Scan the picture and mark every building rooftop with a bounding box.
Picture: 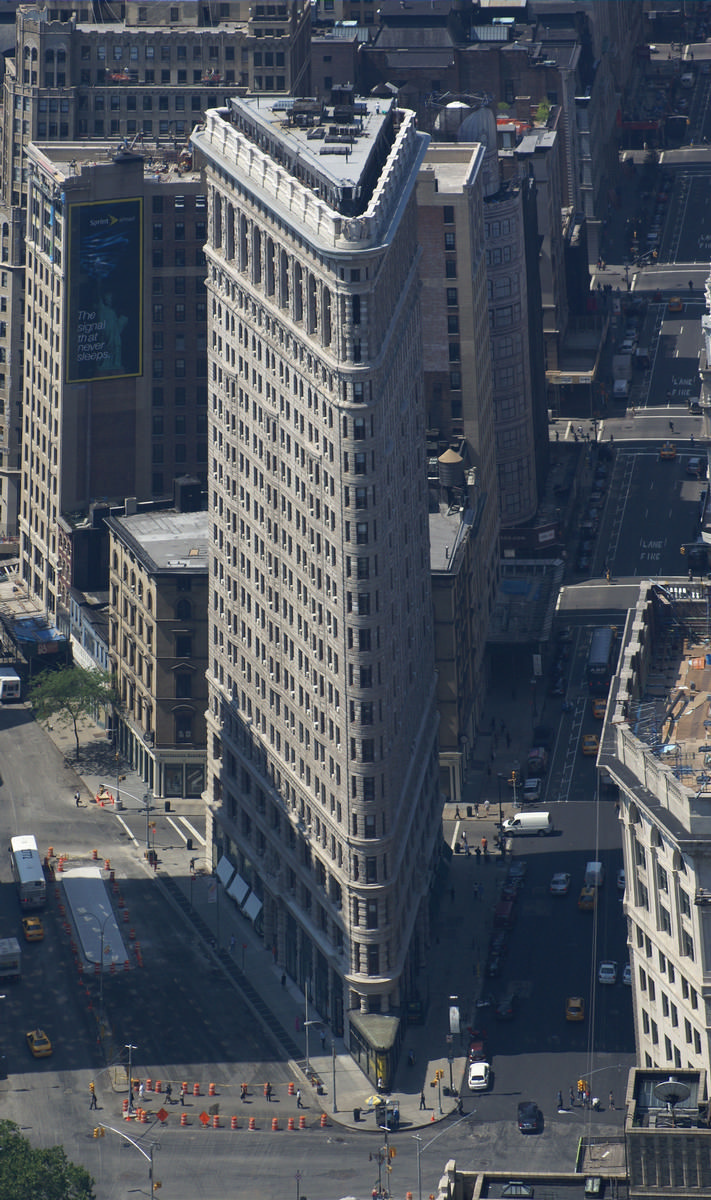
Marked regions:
[429,506,474,574]
[108,511,208,576]
[227,91,396,214]
[26,141,201,186]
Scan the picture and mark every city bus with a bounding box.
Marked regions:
[586,626,618,694]
[9,836,46,909]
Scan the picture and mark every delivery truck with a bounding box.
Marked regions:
[0,937,21,980]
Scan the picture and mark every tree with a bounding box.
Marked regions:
[29,666,115,759]
[535,97,551,125]
[0,1119,95,1199]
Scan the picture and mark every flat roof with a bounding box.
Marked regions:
[228,92,395,211]
[108,511,208,575]
[429,507,473,574]
[27,141,202,186]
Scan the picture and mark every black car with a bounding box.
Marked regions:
[518,1101,542,1134]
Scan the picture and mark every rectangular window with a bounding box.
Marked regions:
[443,205,454,224]
[444,232,456,251]
[446,288,458,306]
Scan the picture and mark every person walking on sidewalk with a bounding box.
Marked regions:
[74,791,81,807]
[296,1089,303,1108]
[89,1082,98,1110]
[569,1086,575,1108]
[484,799,490,817]
[557,1090,563,1111]
[419,1091,427,1110]
[609,1091,615,1110]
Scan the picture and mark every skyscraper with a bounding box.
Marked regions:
[192,93,441,1055]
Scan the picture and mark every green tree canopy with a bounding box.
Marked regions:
[29,665,115,759]
[0,1120,95,1199]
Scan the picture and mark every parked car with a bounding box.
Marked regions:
[617,869,626,892]
[598,960,618,985]
[687,456,706,478]
[517,1101,542,1133]
[581,734,599,756]
[550,872,571,895]
[623,963,632,986]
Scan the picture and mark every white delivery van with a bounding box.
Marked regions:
[613,379,630,401]
[0,667,21,701]
[502,811,554,837]
[584,861,605,887]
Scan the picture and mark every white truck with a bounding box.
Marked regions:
[0,937,21,980]
[584,861,605,888]
[612,354,632,402]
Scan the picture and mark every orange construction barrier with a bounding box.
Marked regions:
[92,849,98,861]
[287,1117,295,1130]
[248,1117,256,1130]
[193,1082,200,1096]
[208,1082,216,1097]
[320,1113,327,1128]
[122,1099,129,1113]
[155,1080,162,1093]
[139,1109,148,1124]
[288,1081,295,1095]
[47,847,54,859]
[230,1116,238,1130]
[180,1113,188,1127]
[104,859,110,871]
[124,1109,132,1121]
[118,896,125,908]
[129,928,136,941]
[212,1114,220,1129]
[123,960,130,972]
[57,858,64,873]
[145,1079,152,1092]
[122,910,129,923]
[299,1115,306,1129]
[181,1083,188,1097]
[271,1117,279,1131]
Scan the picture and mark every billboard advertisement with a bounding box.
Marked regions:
[66,198,143,384]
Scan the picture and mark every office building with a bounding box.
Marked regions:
[0,0,311,541]
[19,139,208,617]
[417,144,499,797]
[600,582,711,1081]
[192,93,441,1063]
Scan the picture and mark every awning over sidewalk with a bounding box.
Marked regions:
[227,872,249,906]
[215,854,235,889]
[242,892,263,922]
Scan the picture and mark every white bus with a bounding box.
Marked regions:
[0,667,21,702]
[9,836,46,909]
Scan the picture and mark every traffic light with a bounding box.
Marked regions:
[153,1184,162,1191]
[92,1126,105,1138]
[681,545,686,555]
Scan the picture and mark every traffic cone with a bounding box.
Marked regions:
[431,1112,435,1122]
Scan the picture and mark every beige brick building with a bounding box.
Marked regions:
[192,94,441,1064]
[107,501,208,801]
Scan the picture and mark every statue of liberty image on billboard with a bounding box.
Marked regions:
[66,198,143,383]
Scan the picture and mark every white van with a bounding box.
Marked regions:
[502,811,554,837]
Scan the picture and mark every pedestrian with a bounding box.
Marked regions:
[377,1076,384,1093]
[569,1087,575,1108]
[481,837,487,854]
[128,1088,134,1113]
[190,857,196,873]
[585,1089,591,1108]
[241,1082,248,1101]
[689,279,694,291]
[296,1088,303,1108]
[138,1082,145,1102]
[281,973,286,987]
[166,1083,172,1104]
[180,1085,185,1106]
[484,799,490,817]
[609,1091,615,1110]
[454,806,461,820]
[557,1090,563,1110]
[690,433,695,445]
[265,1081,272,1102]
[74,791,81,807]
[230,933,236,953]
[555,430,559,442]
[669,420,674,433]
[461,831,468,850]
[89,1082,98,1110]
[474,802,479,818]
[475,845,481,863]
[420,1090,427,1110]
[319,1028,326,1052]
[408,1049,416,1067]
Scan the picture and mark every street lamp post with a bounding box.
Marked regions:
[143,789,152,852]
[497,772,503,831]
[125,1043,137,1108]
[89,911,113,1015]
[332,1039,337,1113]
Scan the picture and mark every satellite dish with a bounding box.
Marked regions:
[654,1076,691,1124]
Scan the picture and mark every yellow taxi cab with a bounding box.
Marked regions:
[668,296,684,313]
[660,441,677,460]
[21,916,44,942]
[592,697,606,720]
[581,733,599,756]
[566,996,585,1022]
[578,886,597,911]
[26,1028,52,1058]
